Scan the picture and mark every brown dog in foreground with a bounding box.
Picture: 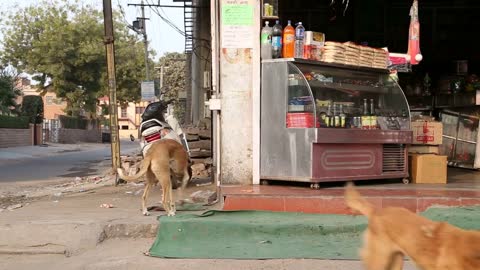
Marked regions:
[117,139,190,216]
[345,182,480,270]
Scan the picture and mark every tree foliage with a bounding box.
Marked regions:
[156,52,186,123]
[0,68,21,115]
[0,0,154,117]
[21,95,44,124]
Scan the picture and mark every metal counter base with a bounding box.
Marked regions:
[260,130,412,188]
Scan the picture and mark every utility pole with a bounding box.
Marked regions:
[141,0,150,81]
[159,66,166,99]
[102,0,121,185]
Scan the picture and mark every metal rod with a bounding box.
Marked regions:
[127,3,205,8]
[210,0,221,204]
[141,0,150,81]
[103,0,121,185]
[160,66,164,100]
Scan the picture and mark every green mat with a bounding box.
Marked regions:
[148,206,480,259]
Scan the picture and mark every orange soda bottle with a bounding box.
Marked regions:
[282,20,295,58]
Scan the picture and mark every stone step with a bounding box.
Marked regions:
[221,185,480,214]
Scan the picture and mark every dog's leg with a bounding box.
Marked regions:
[168,180,176,216]
[155,167,174,216]
[141,182,152,216]
[180,167,190,189]
[141,169,156,216]
[387,252,404,270]
[175,167,191,202]
[161,173,175,216]
[360,230,403,270]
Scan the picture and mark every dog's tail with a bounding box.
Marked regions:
[117,156,152,182]
[345,182,374,217]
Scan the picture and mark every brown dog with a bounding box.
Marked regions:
[117,139,190,216]
[345,182,480,270]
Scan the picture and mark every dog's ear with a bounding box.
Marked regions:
[421,222,444,238]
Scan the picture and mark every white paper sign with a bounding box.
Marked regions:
[221,2,254,49]
[141,81,155,101]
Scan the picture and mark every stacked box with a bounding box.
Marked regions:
[409,154,447,184]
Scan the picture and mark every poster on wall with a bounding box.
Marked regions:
[221,0,254,48]
[141,81,155,101]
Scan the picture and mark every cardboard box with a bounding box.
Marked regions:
[408,145,439,154]
[304,31,325,61]
[411,121,443,145]
[409,154,447,184]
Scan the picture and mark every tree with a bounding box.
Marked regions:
[156,52,186,123]
[0,0,153,117]
[21,95,44,124]
[0,68,21,115]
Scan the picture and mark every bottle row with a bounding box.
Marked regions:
[261,20,305,59]
[317,99,378,129]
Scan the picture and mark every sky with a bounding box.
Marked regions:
[0,0,186,60]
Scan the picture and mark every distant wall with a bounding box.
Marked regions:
[58,129,101,144]
[0,124,42,148]
[0,128,31,148]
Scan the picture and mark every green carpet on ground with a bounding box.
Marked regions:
[148,206,480,259]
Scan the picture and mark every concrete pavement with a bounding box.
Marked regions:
[1,178,477,269]
[0,238,418,270]
[0,183,417,270]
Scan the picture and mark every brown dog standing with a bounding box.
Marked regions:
[345,182,480,270]
[117,139,190,216]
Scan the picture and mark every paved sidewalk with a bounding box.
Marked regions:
[0,180,218,255]
[0,182,417,270]
[0,176,478,268]
[0,238,418,270]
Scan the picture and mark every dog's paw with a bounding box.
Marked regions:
[142,211,150,216]
[167,211,176,217]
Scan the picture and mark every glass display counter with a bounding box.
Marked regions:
[260,59,413,188]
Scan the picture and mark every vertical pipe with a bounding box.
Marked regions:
[252,0,261,185]
[103,0,121,184]
[210,0,221,191]
[160,65,164,99]
[141,0,150,81]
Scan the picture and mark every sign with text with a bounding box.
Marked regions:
[141,81,155,101]
[221,0,254,48]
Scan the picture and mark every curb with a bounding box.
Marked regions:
[0,220,158,256]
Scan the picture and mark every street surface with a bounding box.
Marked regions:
[0,238,417,270]
[0,140,139,182]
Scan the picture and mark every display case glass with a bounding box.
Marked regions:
[286,60,410,131]
[439,109,480,169]
[261,59,412,184]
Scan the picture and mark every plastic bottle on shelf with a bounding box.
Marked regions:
[260,21,273,60]
[282,20,295,58]
[370,99,377,129]
[272,20,283,59]
[339,104,346,128]
[326,103,333,128]
[294,22,305,59]
[362,98,371,130]
[332,104,340,128]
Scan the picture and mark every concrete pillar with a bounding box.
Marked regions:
[218,0,260,185]
[191,0,211,125]
[185,52,193,125]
